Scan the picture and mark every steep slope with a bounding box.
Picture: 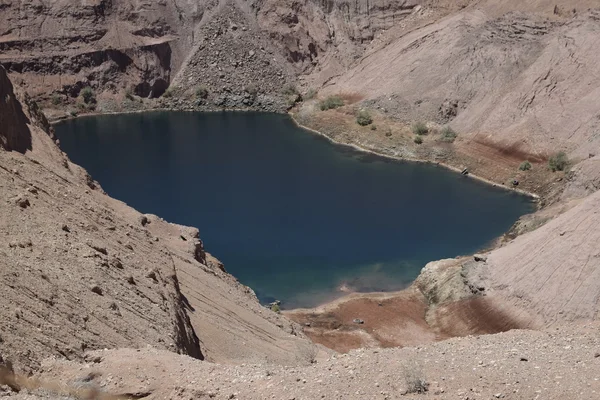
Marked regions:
[0,65,201,370]
[0,0,439,113]
[466,188,600,327]
[321,7,600,160]
[0,66,318,372]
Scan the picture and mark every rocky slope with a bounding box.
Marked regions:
[323,7,600,161]
[0,65,318,374]
[5,322,600,399]
[0,0,433,114]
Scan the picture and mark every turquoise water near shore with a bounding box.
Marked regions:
[55,112,535,308]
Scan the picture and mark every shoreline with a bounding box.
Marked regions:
[289,112,541,201]
[47,106,282,125]
[51,106,541,317]
[50,106,540,200]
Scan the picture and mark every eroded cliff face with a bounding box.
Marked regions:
[0,66,318,372]
[0,0,193,104]
[0,0,431,113]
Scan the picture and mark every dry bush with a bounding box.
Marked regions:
[402,361,429,394]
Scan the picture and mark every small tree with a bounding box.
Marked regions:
[519,161,532,171]
[195,86,209,99]
[51,93,62,106]
[356,109,373,126]
[440,126,457,143]
[548,152,568,172]
[319,96,344,111]
[81,87,95,104]
[414,135,423,144]
[282,84,299,96]
[412,121,429,135]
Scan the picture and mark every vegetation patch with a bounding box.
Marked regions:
[519,161,532,171]
[51,93,62,106]
[439,126,457,143]
[195,86,209,99]
[414,135,423,144]
[81,87,95,104]
[282,84,299,96]
[304,88,317,100]
[403,362,429,394]
[548,152,568,172]
[125,89,135,101]
[319,95,344,111]
[412,121,429,135]
[356,109,373,126]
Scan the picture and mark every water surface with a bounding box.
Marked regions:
[56,112,534,308]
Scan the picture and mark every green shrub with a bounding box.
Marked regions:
[319,95,344,111]
[282,84,298,96]
[548,152,568,172]
[519,161,532,171]
[414,135,423,144]
[370,124,377,131]
[412,122,429,135]
[195,86,209,99]
[440,126,457,143]
[270,304,281,313]
[80,87,95,104]
[356,109,373,126]
[305,88,317,100]
[51,93,62,106]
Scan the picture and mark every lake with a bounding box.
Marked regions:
[55,112,535,308]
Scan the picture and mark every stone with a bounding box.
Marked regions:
[140,215,149,226]
[61,224,70,232]
[87,242,108,255]
[146,270,158,282]
[353,318,364,324]
[474,254,487,262]
[90,285,103,295]
[109,257,123,269]
[15,196,30,208]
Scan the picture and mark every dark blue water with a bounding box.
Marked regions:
[55,112,534,308]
